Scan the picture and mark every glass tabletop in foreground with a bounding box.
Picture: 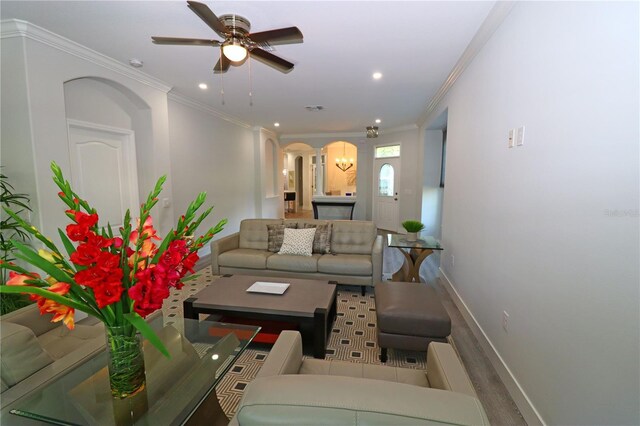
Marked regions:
[10,316,260,426]
[387,233,444,250]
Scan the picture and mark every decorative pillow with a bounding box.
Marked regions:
[0,322,54,387]
[278,228,317,256]
[303,223,332,254]
[267,223,297,252]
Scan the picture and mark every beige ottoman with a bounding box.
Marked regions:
[375,282,451,362]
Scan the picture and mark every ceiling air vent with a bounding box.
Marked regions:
[305,105,324,112]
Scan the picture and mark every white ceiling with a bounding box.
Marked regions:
[0,1,494,135]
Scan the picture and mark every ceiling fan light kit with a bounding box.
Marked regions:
[152,1,303,74]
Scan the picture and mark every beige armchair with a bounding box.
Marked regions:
[230,331,488,425]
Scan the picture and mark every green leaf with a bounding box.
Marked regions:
[0,285,93,314]
[123,312,171,359]
[12,241,74,283]
[57,228,77,257]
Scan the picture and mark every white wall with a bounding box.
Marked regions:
[423,2,639,425]
[0,26,176,241]
[421,129,444,238]
[167,98,256,250]
[0,36,39,227]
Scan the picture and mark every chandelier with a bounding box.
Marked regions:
[366,126,379,138]
[335,143,354,172]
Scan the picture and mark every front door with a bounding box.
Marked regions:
[67,119,140,229]
[374,157,400,231]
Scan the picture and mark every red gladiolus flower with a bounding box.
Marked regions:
[128,266,170,317]
[92,282,124,308]
[73,211,99,228]
[86,233,113,249]
[96,251,120,272]
[66,223,90,242]
[70,243,102,265]
[182,252,199,275]
[74,266,107,288]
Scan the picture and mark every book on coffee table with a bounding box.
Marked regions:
[246,281,290,295]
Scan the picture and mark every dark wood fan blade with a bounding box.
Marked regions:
[250,48,294,73]
[187,1,228,37]
[249,27,303,45]
[213,54,231,73]
[152,36,219,46]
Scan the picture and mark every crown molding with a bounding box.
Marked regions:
[168,92,252,129]
[0,19,172,93]
[280,131,364,140]
[280,123,418,140]
[417,1,515,126]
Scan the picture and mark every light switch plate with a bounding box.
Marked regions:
[516,126,525,146]
[508,129,515,148]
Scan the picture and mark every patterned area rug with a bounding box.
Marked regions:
[162,267,429,419]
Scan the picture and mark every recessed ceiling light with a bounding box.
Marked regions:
[198,83,208,90]
[129,58,143,68]
[375,119,381,124]
[372,72,382,80]
[274,122,280,127]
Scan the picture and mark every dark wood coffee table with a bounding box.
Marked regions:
[183,274,337,358]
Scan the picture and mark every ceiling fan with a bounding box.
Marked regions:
[152,1,303,74]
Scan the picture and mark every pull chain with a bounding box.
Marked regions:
[219,49,225,105]
[248,54,253,107]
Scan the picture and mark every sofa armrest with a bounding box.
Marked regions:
[234,375,489,426]
[255,331,303,378]
[371,235,383,284]
[210,232,239,274]
[426,342,477,398]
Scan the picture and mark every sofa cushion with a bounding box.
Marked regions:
[38,323,104,360]
[300,358,428,387]
[267,223,298,252]
[317,253,372,276]
[330,220,376,254]
[278,228,316,256]
[303,223,332,254]
[219,249,273,270]
[235,375,489,426]
[267,253,321,272]
[239,219,283,250]
[0,322,54,387]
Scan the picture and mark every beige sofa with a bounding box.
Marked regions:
[211,219,383,295]
[0,304,105,408]
[230,330,489,425]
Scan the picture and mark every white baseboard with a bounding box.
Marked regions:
[439,268,545,426]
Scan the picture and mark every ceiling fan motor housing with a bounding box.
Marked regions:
[219,14,251,35]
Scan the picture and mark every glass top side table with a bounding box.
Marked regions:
[9,316,260,426]
[387,233,444,282]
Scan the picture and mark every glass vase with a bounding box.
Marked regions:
[105,325,146,399]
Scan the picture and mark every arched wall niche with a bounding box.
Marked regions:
[282,141,315,210]
[63,77,153,205]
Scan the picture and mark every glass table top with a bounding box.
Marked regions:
[387,233,444,250]
[9,316,260,426]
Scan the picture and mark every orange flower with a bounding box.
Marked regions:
[7,271,40,286]
[36,282,75,330]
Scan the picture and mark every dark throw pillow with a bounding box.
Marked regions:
[303,223,332,254]
[267,223,298,252]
